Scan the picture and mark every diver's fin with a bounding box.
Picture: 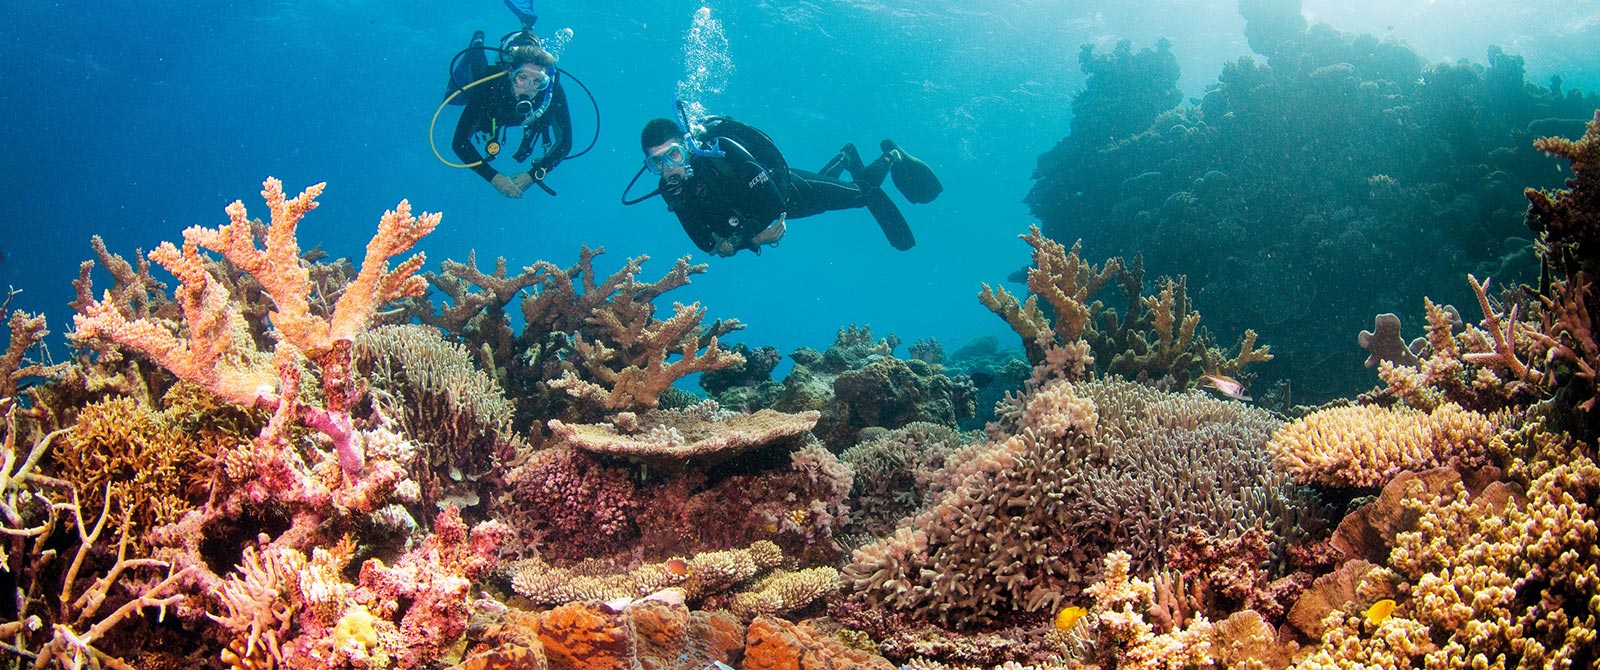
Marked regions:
[864,188,915,250]
[881,139,943,204]
[503,0,538,27]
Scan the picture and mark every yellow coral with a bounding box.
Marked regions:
[55,396,214,547]
[333,605,381,651]
[1266,402,1506,487]
[1301,433,1600,668]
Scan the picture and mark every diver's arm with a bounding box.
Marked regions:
[452,99,501,182]
[531,84,573,176]
[721,141,787,249]
[678,215,720,253]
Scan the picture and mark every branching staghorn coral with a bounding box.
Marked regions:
[981,226,1272,395]
[71,177,438,479]
[1375,112,1600,417]
[1,291,68,410]
[551,300,745,412]
[1,414,194,669]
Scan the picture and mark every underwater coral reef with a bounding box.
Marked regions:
[5,7,1600,670]
[1027,0,1600,402]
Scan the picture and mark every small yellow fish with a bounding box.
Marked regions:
[1054,605,1087,631]
[1198,374,1252,401]
[1365,598,1397,625]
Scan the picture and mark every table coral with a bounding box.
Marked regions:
[549,406,819,469]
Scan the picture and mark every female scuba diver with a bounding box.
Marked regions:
[431,2,597,199]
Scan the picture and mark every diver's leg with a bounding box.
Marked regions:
[818,143,862,178]
[788,169,868,217]
[790,169,913,250]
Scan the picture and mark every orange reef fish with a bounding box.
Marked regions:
[664,558,691,576]
[1055,605,1087,631]
[1366,598,1397,625]
[1198,374,1252,401]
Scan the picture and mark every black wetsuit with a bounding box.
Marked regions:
[452,62,572,184]
[660,125,890,254]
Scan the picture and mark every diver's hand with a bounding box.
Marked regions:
[491,173,523,198]
[712,237,738,257]
[751,214,787,246]
[511,172,535,191]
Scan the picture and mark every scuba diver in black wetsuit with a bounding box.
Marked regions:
[432,1,597,199]
[446,30,570,198]
[622,110,943,257]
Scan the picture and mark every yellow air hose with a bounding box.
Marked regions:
[429,70,508,168]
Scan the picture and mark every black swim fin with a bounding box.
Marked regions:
[881,139,943,204]
[864,188,915,250]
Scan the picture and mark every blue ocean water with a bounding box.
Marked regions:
[3,0,1597,376]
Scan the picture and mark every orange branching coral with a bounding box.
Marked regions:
[72,227,277,407]
[72,178,441,477]
[183,178,437,354]
[980,227,1121,364]
[1265,402,1508,488]
[552,301,745,411]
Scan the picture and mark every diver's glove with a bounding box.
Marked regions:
[492,173,524,198]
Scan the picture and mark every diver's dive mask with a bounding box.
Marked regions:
[644,142,691,175]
